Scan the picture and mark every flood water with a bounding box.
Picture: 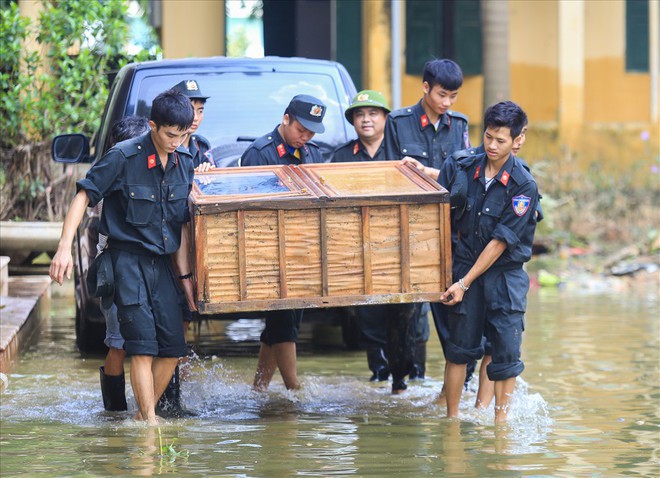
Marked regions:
[1,280,658,477]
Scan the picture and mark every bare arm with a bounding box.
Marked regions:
[401,157,440,181]
[49,190,90,285]
[173,222,197,311]
[440,239,507,306]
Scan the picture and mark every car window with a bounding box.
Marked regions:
[132,71,350,160]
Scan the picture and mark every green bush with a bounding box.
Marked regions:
[0,0,158,220]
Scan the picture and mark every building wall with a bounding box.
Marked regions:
[161,0,225,58]
[584,1,651,124]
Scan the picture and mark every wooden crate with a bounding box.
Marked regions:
[189,161,451,314]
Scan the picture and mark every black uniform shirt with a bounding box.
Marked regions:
[77,131,194,256]
[188,134,213,168]
[240,126,324,166]
[331,138,385,163]
[384,100,470,169]
[448,153,539,268]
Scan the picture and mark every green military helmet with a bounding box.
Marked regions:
[344,90,391,124]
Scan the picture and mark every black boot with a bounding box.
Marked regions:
[409,341,426,380]
[366,347,390,382]
[99,366,127,411]
[156,366,196,418]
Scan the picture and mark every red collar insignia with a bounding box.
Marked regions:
[420,114,429,128]
[277,143,286,158]
[147,154,157,169]
[501,170,510,186]
[474,165,481,180]
[353,142,359,155]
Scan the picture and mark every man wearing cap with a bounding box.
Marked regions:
[172,79,214,171]
[240,94,326,391]
[332,89,389,163]
[50,89,196,425]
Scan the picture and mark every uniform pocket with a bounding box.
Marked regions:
[504,269,529,312]
[478,198,505,244]
[111,252,143,307]
[166,183,189,223]
[126,185,158,226]
[399,143,430,163]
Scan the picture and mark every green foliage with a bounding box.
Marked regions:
[0,0,160,220]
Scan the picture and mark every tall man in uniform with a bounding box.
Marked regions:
[240,94,327,391]
[438,101,539,422]
[50,89,196,425]
[384,59,471,387]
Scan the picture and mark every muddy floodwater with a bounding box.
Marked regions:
[1,282,658,477]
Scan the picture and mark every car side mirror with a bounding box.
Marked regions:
[51,134,91,163]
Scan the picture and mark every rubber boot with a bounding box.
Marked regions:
[366,347,390,382]
[464,359,477,390]
[99,366,127,411]
[156,366,196,418]
[409,341,426,380]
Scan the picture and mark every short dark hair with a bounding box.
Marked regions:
[423,59,463,91]
[150,89,194,131]
[110,116,150,146]
[483,101,528,139]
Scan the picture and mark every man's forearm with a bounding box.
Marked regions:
[57,190,90,251]
[462,239,507,288]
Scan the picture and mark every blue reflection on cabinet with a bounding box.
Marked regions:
[194,172,289,196]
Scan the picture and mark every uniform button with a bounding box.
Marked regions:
[478,212,481,216]
[130,192,134,197]
[422,152,427,156]
[443,152,447,157]
[151,195,155,199]
[268,136,272,140]
[164,237,168,241]
[170,193,174,198]
[402,149,407,153]
[138,146,141,150]
[485,208,490,212]
[162,180,165,184]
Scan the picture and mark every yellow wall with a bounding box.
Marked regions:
[161,0,225,59]
[584,1,650,123]
[509,0,559,124]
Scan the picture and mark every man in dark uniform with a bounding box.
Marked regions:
[404,116,542,407]
[332,89,389,163]
[172,79,214,170]
[384,59,472,390]
[240,94,326,391]
[50,89,196,425]
[332,90,392,383]
[438,101,539,423]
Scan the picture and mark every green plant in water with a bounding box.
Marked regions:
[157,427,190,465]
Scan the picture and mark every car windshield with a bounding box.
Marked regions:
[133,71,351,164]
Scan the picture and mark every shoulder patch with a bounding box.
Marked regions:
[447,110,468,123]
[252,134,274,151]
[115,140,141,158]
[388,107,414,119]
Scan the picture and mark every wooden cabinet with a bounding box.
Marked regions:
[189,161,451,314]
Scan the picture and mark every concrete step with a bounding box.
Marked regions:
[0,275,52,375]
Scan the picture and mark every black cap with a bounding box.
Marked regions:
[287,94,326,134]
[172,79,209,100]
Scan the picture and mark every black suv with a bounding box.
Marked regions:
[52,56,359,353]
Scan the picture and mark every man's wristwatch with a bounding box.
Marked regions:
[458,278,469,292]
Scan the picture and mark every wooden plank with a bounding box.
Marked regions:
[194,215,208,302]
[361,206,372,294]
[198,291,443,314]
[400,204,411,293]
[237,210,247,301]
[440,203,452,291]
[278,209,288,298]
[320,208,328,297]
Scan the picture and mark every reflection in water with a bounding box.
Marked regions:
[0,285,658,476]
